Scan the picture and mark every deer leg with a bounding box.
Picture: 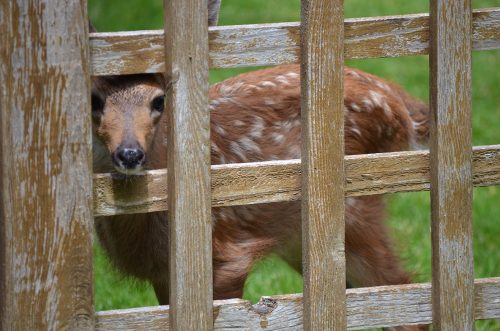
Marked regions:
[152,280,169,305]
[211,207,279,299]
[212,236,278,300]
[345,196,428,331]
[152,281,170,306]
[345,196,411,286]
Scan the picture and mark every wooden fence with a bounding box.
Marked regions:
[1,0,499,330]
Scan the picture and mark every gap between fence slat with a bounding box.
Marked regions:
[164,0,213,329]
[430,0,475,329]
[90,9,500,75]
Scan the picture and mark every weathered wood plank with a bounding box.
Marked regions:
[300,0,346,329]
[93,145,500,217]
[95,278,500,330]
[164,0,213,329]
[90,9,500,75]
[430,0,474,329]
[0,1,94,330]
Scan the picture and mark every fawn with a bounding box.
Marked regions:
[91,2,429,330]
[92,65,429,330]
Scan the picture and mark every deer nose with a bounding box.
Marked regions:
[116,148,145,168]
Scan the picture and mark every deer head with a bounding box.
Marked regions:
[90,1,222,174]
[91,74,166,174]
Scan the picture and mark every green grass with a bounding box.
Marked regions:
[90,1,499,329]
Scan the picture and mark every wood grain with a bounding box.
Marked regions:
[93,145,500,217]
[90,9,500,75]
[95,278,500,330]
[430,0,474,329]
[300,0,346,329]
[0,1,94,330]
[164,0,213,329]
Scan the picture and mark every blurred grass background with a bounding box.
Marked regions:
[89,1,499,329]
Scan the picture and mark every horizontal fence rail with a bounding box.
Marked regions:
[90,8,500,75]
[95,278,500,330]
[93,144,500,217]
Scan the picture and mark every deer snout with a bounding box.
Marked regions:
[113,146,146,174]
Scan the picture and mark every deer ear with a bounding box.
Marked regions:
[89,21,97,33]
[208,0,221,26]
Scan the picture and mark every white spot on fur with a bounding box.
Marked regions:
[239,137,261,154]
[248,84,261,92]
[214,125,226,137]
[211,142,221,154]
[410,120,428,150]
[215,208,233,221]
[210,99,222,107]
[258,81,277,88]
[271,132,285,145]
[275,75,290,85]
[346,197,357,208]
[410,140,427,151]
[382,101,392,118]
[369,90,383,107]
[412,119,427,130]
[264,98,276,106]
[285,72,299,79]
[350,103,361,112]
[237,207,255,221]
[219,81,244,96]
[346,70,360,78]
[233,120,245,127]
[369,90,392,118]
[375,80,391,91]
[209,97,231,110]
[351,127,362,137]
[349,119,362,137]
[362,98,374,111]
[275,119,299,131]
[218,154,227,164]
[229,141,248,162]
[287,145,301,158]
[250,117,265,139]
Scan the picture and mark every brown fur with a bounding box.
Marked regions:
[93,64,429,331]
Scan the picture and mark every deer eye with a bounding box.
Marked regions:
[151,95,165,113]
[91,93,104,123]
[92,93,104,112]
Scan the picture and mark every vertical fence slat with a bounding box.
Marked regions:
[0,1,94,330]
[430,0,474,329]
[301,0,346,329]
[164,0,213,330]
